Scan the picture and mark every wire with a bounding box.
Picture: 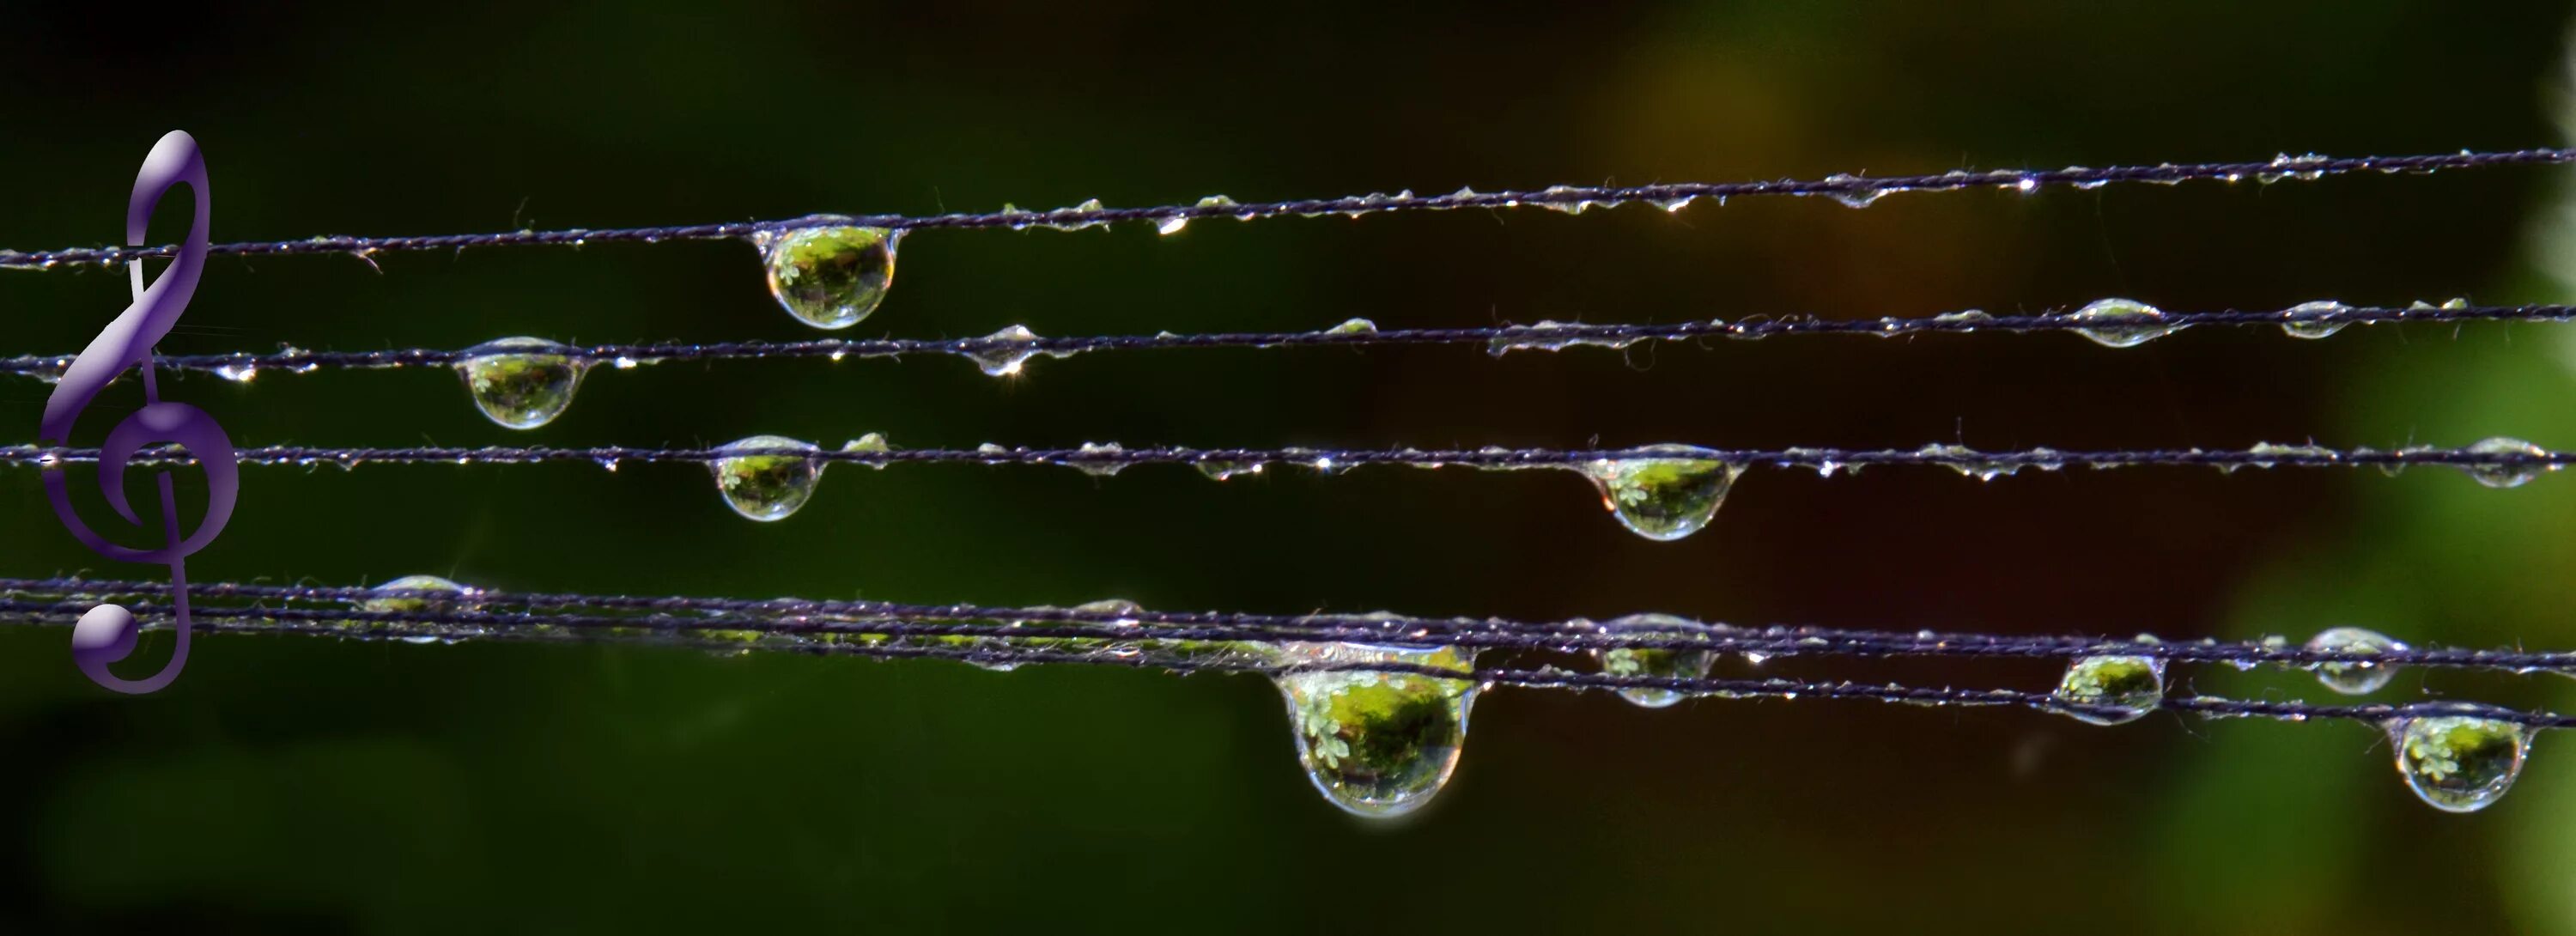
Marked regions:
[0,595,2554,729]
[0,301,2557,379]
[3,149,2567,270]
[3,575,2565,674]
[5,441,2561,472]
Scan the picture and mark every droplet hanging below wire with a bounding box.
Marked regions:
[456,337,586,429]
[756,223,897,330]
[2387,708,2530,812]
[711,435,825,521]
[1272,641,1478,817]
[1578,446,1744,541]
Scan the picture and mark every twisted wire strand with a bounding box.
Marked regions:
[3,575,2564,673]
[0,301,2558,379]
[4,149,2567,270]
[4,441,2562,472]
[0,596,2551,728]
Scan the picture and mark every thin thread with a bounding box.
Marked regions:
[3,149,2567,270]
[3,575,2564,673]
[3,441,2561,472]
[0,597,2553,728]
[0,301,2556,378]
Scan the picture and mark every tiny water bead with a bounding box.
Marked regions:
[2460,436,2555,489]
[710,435,824,521]
[353,574,477,641]
[1579,446,1745,541]
[2050,654,2166,725]
[2306,626,2406,695]
[2280,300,2354,339]
[1325,318,1378,335]
[1594,613,1716,708]
[455,337,586,429]
[1273,642,1479,817]
[2388,710,2530,812]
[2068,298,2180,349]
[964,325,1075,377]
[756,224,897,330]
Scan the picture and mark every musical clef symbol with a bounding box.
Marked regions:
[39,131,239,695]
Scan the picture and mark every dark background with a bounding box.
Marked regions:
[4,2,2576,932]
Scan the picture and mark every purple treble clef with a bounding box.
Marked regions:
[39,131,240,695]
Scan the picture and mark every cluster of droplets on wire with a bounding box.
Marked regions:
[8,148,2576,817]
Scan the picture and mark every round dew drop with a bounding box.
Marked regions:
[757,225,897,330]
[2050,654,2166,725]
[2387,710,2530,812]
[1272,642,1478,817]
[1580,446,1744,541]
[456,337,586,429]
[710,435,825,521]
[2305,626,2405,696]
[1594,613,1716,708]
[2279,300,2352,339]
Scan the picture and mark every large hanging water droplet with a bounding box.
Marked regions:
[2279,300,2352,339]
[455,337,586,429]
[756,224,897,330]
[1594,613,1715,708]
[1273,642,1478,817]
[2068,298,2179,349]
[711,435,823,521]
[2050,654,2166,725]
[1579,446,1744,541]
[2388,708,2530,812]
[2306,626,2405,696]
[2460,436,2554,489]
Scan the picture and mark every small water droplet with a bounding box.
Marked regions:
[1273,641,1477,817]
[1915,443,2017,481]
[1324,318,1378,335]
[2051,654,2165,726]
[456,337,586,429]
[755,224,897,330]
[1066,442,1130,477]
[1488,320,1635,357]
[2388,708,2530,812]
[1194,458,1265,481]
[1822,173,1885,208]
[2280,300,2353,339]
[2245,441,2336,469]
[214,362,258,382]
[2068,298,2178,349]
[841,433,892,470]
[2461,436,2554,489]
[965,325,1069,376]
[1580,445,1744,541]
[355,574,477,638]
[1595,613,1714,708]
[2306,626,2405,695]
[710,435,824,521]
[1932,309,1993,331]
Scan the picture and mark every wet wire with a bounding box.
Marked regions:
[0,593,2554,729]
[3,149,2568,270]
[3,441,2562,473]
[0,301,2559,378]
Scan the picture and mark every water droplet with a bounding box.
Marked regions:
[1580,446,1744,541]
[2068,298,2178,348]
[1594,613,1715,708]
[1324,318,1378,335]
[1194,458,1265,481]
[455,337,586,429]
[2461,436,2553,489]
[1915,443,2018,481]
[1822,173,1885,208]
[2388,708,2530,812]
[1932,309,1994,331]
[2280,300,2353,339]
[214,362,258,382]
[710,435,823,521]
[1273,642,1477,817]
[756,224,897,330]
[2245,441,2336,469]
[964,325,1071,376]
[1066,442,1130,477]
[841,433,892,469]
[355,574,477,639]
[2306,626,2405,695]
[2050,654,2166,725]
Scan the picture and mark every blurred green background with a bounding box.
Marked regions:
[5,1,2576,932]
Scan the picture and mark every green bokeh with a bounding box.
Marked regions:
[3,2,2576,932]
